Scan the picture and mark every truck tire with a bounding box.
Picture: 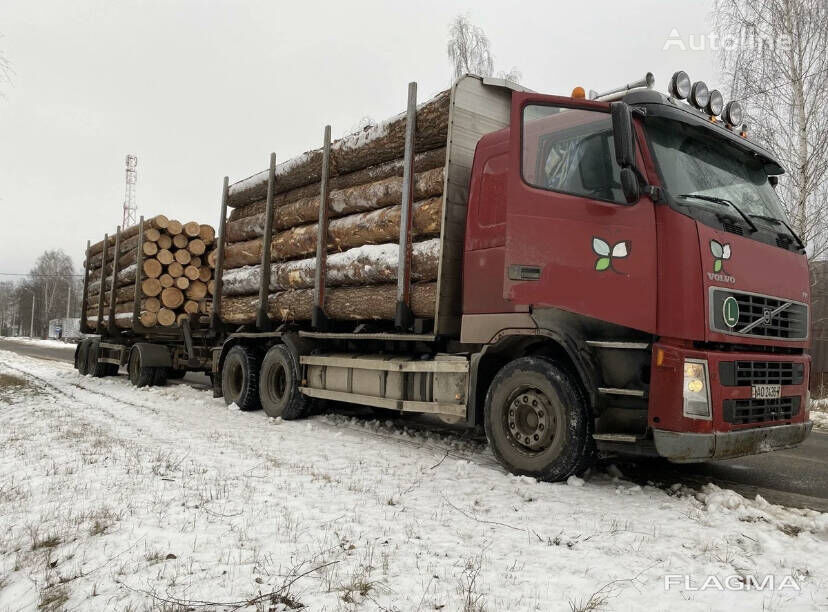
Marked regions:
[484,356,594,482]
[222,345,261,411]
[167,369,186,380]
[128,349,155,388]
[77,341,90,375]
[259,344,309,420]
[153,367,168,387]
[87,342,110,378]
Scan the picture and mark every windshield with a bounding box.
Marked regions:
[645,117,789,224]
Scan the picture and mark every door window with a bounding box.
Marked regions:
[522,105,625,204]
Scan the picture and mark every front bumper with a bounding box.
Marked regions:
[654,420,813,463]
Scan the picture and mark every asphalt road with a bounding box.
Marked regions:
[2,337,826,511]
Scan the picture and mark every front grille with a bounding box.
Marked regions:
[722,396,800,425]
[719,361,804,386]
[710,289,808,340]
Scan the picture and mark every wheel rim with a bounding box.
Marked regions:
[264,362,287,405]
[129,353,140,382]
[505,387,556,452]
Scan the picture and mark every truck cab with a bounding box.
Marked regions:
[462,72,812,472]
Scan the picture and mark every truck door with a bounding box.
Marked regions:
[504,93,657,333]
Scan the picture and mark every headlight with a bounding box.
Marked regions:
[669,71,691,100]
[683,359,711,419]
[689,81,710,109]
[706,89,724,116]
[723,100,743,126]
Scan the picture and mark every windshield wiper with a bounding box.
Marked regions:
[678,193,758,233]
[750,214,806,251]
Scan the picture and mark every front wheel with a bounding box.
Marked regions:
[259,345,309,420]
[128,349,155,387]
[484,356,594,481]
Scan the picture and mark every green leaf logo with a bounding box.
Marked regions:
[593,237,630,273]
[710,240,731,274]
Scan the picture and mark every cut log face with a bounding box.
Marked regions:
[198,266,212,282]
[220,282,437,323]
[167,220,183,235]
[175,276,190,290]
[184,221,200,237]
[173,234,189,249]
[161,287,184,309]
[199,224,216,244]
[159,274,174,288]
[187,239,206,255]
[145,228,161,242]
[207,280,215,296]
[177,313,190,325]
[157,308,176,326]
[142,278,162,297]
[174,249,192,265]
[144,297,161,313]
[168,262,184,278]
[186,280,207,300]
[140,311,158,327]
[190,256,202,268]
[184,265,200,281]
[207,250,217,269]
[157,249,174,265]
[157,234,172,250]
[143,241,158,257]
[183,300,199,314]
[227,90,450,208]
[143,258,162,279]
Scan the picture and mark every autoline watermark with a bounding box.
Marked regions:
[664,574,801,592]
[663,28,792,53]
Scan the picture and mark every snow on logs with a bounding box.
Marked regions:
[220,88,452,324]
[84,217,216,330]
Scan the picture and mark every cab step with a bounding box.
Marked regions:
[593,433,638,443]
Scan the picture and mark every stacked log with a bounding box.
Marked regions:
[84,216,216,330]
[219,88,451,324]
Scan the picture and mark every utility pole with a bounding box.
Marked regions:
[30,293,36,338]
[66,281,72,318]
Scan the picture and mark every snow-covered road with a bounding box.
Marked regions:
[0,349,826,611]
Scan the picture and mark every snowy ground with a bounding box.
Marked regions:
[0,350,826,611]
[809,399,828,432]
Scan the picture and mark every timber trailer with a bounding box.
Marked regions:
[75,222,214,386]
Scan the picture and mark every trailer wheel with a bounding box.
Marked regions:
[259,345,309,420]
[222,345,261,411]
[128,349,155,388]
[87,342,110,378]
[484,356,594,482]
[77,341,91,375]
[153,367,169,387]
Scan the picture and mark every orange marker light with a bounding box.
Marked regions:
[571,86,586,99]
[656,348,665,367]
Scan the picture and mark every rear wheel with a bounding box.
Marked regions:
[152,367,169,387]
[484,356,594,482]
[87,342,109,378]
[128,349,155,387]
[221,345,261,411]
[259,345,309,420]
[77,341,91,376]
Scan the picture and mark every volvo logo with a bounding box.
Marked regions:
[762,308,774,326]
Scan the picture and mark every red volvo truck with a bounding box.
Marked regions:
[212,72,812,481]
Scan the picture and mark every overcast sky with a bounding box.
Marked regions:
[0,0,717,276]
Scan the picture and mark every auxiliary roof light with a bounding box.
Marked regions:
[723,100,743,126]
[668,71,692,99]
[689,81,710,110]
[706,89,724,116]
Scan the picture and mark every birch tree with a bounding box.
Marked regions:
[713,0,828,258]
[447,15,521,84]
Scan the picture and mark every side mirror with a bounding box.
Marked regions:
[620,167,640,204]
[611,102,635,168]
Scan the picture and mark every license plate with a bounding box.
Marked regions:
[751,384,781,399]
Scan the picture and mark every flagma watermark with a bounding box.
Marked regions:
[662,27,792,53]
[664,574,801,592]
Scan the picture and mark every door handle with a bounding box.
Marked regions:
[508,264,542,281]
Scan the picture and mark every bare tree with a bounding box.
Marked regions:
[27,250,76,336]
[713,0,828,258]
[0,33,11,97]
[447,15,521,84]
